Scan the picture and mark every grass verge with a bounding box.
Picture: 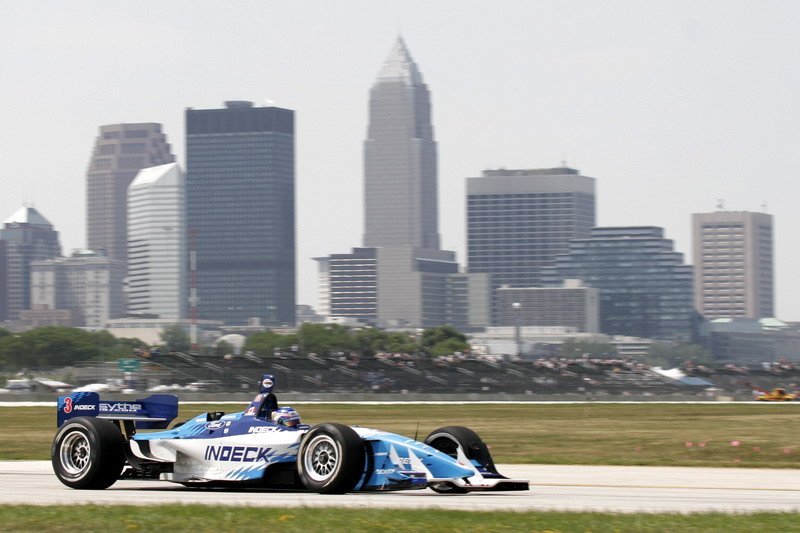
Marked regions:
[2,403,798,467]
[1,505,799,532]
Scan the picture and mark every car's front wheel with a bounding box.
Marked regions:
[297,423,365,494]
[51,417,125,489]
[424,425,499,474]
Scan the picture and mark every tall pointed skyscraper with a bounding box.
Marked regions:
[363,37,440,250]
[317,38,491,329]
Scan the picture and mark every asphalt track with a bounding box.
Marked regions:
[2,461,799,513]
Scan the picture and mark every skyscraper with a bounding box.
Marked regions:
[186,101,295,326]
[692,210,774,319]
[318,37,489,329]
[542,227,696,341]
[86,123,175,264]
[467,167,596,289]
[363,36,439,250]
[127,163,186,320]
[0,206,61,321]
[30,250,125,327]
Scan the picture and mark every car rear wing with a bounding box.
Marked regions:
[57,391,179,429]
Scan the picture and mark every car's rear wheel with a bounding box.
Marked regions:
[297,423,365,494]
[51,417,125,489]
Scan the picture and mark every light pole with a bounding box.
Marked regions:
[512,302,522,357]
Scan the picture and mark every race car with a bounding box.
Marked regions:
[52,373,529,494]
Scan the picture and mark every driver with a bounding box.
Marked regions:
[271,406,301,428]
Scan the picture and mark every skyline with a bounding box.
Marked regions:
[2,2,799,320]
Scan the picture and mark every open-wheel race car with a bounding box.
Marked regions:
[52,373,529,494]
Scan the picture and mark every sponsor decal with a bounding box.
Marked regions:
[204,445,272,462]
[205,420,226,430]
[74,405,94,411]
[261,378,273,389]
[99,402,142,413]
[248,426,280,434]
[375,468,396,475]
[254,394,263,402]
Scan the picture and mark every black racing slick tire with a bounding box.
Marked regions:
[51,417,126,489]
[424,425,499,475]
[297,423,365,494]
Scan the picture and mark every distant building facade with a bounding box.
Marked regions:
[363,36,439,250]
[496,280,600,333]
[542,227,696,341]
[86,123,174,264]
[186,101,295,326]
[127,163,186,320]
[692,210,774,319]
[316,247,490,330]
[466,167,596,289]
[0,206,62,321]
[30,250,125,327]
[318,37,487,329]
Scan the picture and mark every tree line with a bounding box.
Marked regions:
[0,324,471,371]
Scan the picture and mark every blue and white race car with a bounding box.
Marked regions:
[52,373,529,494]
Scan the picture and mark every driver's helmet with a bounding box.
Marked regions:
[271,406,301,427]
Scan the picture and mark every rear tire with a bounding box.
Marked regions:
[424,425,499,475]
[297,423,365,494]
[52,417,125,489]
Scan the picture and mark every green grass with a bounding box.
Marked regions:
[0,505,798,532]
[2,403,799,467]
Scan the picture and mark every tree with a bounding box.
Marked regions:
[557,339,618,359]
[0,326,98,370]
[419,325,469,357]
[353,328,417,355]
[159,324,191,353]
[244,331,290,357]
[296,323,354,355]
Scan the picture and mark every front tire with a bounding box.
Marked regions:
[297,423,365,494]
[51,417,125,489]
[424,425,499,475]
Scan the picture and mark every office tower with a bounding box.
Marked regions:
[127,163,186,320]
[363,36,439,250]
[542,227,695,341]
[86,123,175,265]
[316,247,489,330]
[692,211,774,319]
[186,101,295,326]
[30,250,125,327]
[317,38,489,329]
[496,280,600,333]
[0,206,61,320]
[467,167,596,289]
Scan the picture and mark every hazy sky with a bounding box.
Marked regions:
[2,1,799,319]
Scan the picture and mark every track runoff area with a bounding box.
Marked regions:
[4,400,800,512]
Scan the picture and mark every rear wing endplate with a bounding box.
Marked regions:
[57,391,179,429]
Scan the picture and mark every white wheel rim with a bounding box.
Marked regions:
[60,431,91,477]
[303,434,340,482]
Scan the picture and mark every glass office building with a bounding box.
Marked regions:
[542,227,696,341]
[186,101,295,326]
[467,167,596,289]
